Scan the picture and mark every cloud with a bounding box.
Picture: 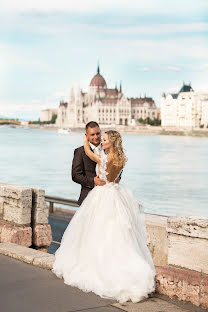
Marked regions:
[0,0,207,119]
[2,13,208,37]
[0,102,43,112]
[138,67,150,72]
[91,36,208,63]
[46,91,68,104]
[31,99,41,104]
[0,41,50,71]
[167,66,181,72]
[194,83,208,93]
[0,0,206,13]
[102,23,208,36]
[52,91,66,98]
[0,93,61,115]
[166,86,180,94]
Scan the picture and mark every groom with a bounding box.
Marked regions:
[72,121,106,205]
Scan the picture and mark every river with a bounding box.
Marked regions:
[0,126,207,217]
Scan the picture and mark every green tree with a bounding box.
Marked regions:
[138,117,145,124]
[51,114,57,124]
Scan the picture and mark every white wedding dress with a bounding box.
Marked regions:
[52,151,155,303]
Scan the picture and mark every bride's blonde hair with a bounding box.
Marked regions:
[105,130,127,167]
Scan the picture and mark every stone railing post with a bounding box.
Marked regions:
[167,216,208,274]
[0,183,52,252]
[0,184,32,247]
[31,188,52,252]
[156,216,208,309]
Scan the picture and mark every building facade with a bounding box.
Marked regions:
[161,83,208,129]
[55,66,158,128]
[40,108,58,122]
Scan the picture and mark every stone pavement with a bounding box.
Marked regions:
[0,254,117,312]
[0,252,205,312]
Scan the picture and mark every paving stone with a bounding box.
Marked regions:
[112,297,189,312]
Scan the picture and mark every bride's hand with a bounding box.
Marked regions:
[94,175,106,186]
[84,134,89,145]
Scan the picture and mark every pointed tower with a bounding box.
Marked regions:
[76,83,81,99]
[120,81,122,93]
[69,86,75,104]
[66,86,77,127]
[76,83,83,125]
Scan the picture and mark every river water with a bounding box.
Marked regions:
[0,127,207,217]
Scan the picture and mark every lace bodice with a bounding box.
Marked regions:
[96,150,123,183]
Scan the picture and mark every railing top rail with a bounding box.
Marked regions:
[45,195,79,207]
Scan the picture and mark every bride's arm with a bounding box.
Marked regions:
[84,135,101,164]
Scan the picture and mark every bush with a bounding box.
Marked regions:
[29,115,57,125]
[138,117,161,126]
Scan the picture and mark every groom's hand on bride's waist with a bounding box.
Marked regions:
[94,176,106,186]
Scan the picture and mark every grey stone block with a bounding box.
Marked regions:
[32,188,49,224]
[33,205,49,224]
[167,216,208,239]
[0,198,3,218]
[1,185,32,225]
[168,233,208,274]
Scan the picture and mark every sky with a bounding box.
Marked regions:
[0,0,208,120]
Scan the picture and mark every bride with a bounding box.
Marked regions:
[52,130,155,303]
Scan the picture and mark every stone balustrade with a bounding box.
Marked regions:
[0,182,207,309]
[0,183,52,251]
[145,214,208,309]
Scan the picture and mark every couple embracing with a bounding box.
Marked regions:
[52,121,156,303]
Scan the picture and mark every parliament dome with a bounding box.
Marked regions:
[90,66,107,88]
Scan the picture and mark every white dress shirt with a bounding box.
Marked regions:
[89,143,102,155]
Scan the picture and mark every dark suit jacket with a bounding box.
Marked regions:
[71,146,96,205]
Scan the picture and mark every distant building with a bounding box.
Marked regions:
[55,66,158,128]
[40,109,58,122]
[20,120,29,126]
[161,83,208,128]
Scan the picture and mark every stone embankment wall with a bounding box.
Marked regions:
[145,214,208,309]
[0,182,207,309]
[0,183,52,251]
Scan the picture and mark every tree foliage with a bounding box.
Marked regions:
[138,117,161,126]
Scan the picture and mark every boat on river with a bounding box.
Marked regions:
[57,128,71,134]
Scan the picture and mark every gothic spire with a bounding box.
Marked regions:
[69,86,75,103]
[97,63,100,74]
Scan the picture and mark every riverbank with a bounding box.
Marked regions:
[23,124,208,137]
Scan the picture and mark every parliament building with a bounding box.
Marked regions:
[55,66,158,128]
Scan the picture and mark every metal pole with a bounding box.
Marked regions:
[49,202,54,213]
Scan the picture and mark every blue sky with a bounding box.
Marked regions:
[0,0,208,120]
